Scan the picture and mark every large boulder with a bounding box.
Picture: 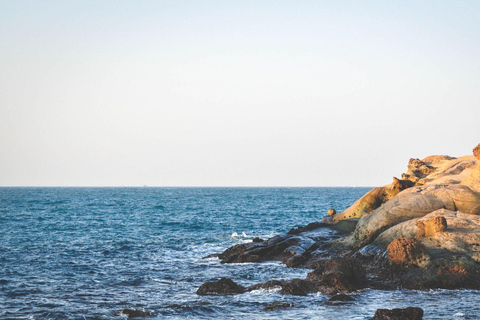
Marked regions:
[196,278,246,295]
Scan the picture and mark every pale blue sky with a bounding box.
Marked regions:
[1,1,479,186]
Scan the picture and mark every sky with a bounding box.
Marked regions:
[1,1,479,187]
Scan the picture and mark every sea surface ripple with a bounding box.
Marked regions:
[1,187,479,319]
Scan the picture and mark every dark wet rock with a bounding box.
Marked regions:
[330,219,359,234]
[248,279,316,296]
[263,301,295,311]
[279,278,316,296]
[402,263,480,290]
[196,278,246,295]
[288,222,324,235]
[252,237,264,243]
[325,293,355,305]
[248,280,284,291]
[121,309,152,318]
[218,234,317,266]
[306,257,366,294]
[371,307,423,320]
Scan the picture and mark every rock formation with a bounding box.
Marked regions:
[198,143,480,296]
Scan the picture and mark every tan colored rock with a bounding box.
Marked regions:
[462,169,480,193]
[334,177,413,221]
[415,216,447,238]
[461,143,480,193]
[339,190,444,248]
[422,155,455,163]
[372,209,480,265]
[327,209,336,216]
[473,143,480,160]
[419,184,480,214]
[407,158,436,178]
[387,238,430,267]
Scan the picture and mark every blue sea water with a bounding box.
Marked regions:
[1,187,479,320]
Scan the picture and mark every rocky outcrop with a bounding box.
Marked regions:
[196,278,246,295]
[371,307,423,320]
[200,143,480,297]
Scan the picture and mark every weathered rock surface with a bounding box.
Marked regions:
[371,307,423,320]
[196,278,246,295]
[415,216,447,238]
[387,238,430,268]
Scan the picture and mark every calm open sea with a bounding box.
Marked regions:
[1,187,479,319]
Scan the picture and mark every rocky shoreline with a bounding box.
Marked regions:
[198,144,480,319]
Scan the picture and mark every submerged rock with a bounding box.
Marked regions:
[196,278,246,295]
[263,301,295,311]
[249,279,316,296]
[325,293,355,305]
[371,307,423,320]
[121,309,152,318]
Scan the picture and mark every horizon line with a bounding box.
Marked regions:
[0,185,374,188]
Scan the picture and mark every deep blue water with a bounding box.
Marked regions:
[1,187,479,319]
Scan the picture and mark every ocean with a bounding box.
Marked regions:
[1,187,478,319]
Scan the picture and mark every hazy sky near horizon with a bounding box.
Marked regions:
[1,1,479,186]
